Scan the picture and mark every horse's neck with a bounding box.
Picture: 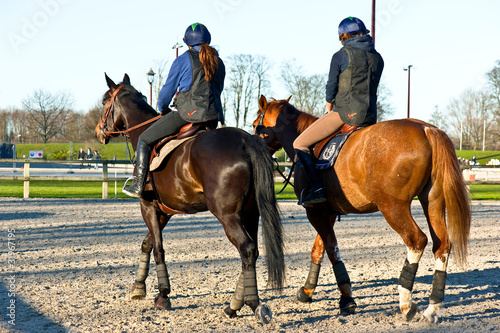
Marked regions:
[125,108,155,151]
[277,105,315,159]
[276,121,300,159]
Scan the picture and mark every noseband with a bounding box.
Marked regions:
[98,85,127,138]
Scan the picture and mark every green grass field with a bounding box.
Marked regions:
[0,180,498,200]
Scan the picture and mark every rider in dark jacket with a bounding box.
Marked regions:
[123,23,226,198]
[293,17,384,207]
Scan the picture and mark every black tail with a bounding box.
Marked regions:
[244,134,285,290]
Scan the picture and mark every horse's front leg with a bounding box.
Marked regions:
[306,207,357,314]
[139,200,172,310]
[131,231,153,299]
[297,233,325,303]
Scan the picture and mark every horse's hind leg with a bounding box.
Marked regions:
[378,200,428,321]
[218,209,267,321]
[419,192,450,323]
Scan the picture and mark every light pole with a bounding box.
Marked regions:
[172,42,183,58]
[403,65,413,118]
[147,68,155,106]
[371,0,376,45]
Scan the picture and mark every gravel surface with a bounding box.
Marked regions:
[1,198,499,332]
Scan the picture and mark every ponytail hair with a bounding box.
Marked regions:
[199,44,219,82]
[339,32,365,44]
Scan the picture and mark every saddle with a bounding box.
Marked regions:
[314,124,359,170]
[149,121,216,171]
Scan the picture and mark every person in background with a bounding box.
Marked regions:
[77,147,85,169]
[93,150,101,170]
[86,148,93,169]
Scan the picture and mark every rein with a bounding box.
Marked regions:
[274,158,295,194]
[258,106,295,193]
[98,85,162,138]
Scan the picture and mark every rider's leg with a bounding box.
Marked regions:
[293,111,344,206]
[122,111,189,198]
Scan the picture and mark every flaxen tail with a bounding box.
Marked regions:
[424,126,471,267]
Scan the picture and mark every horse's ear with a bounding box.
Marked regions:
[258,95,268,110]
[105,73,118,90]
[123,73,131,85]
[285,95,292,103]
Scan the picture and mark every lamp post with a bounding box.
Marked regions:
[371,0,376,45]
[147,68,155,106]
[403,65,413,118]
[172,42,183,58]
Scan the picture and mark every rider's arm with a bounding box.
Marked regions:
[325,49,349,104]
[157,54,192,113]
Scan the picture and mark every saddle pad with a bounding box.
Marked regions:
[150,136,195,171]
[315,131,355,170]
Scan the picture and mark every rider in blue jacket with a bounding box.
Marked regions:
[123,23,226,198]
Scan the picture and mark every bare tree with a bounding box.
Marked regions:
[428,105,448,132]
[152,58,170,110]
[447,88,494,150]
[0,109,9,142]
[225,54,272,128]
[486,60,500,146]
[280,59,326,116]
[22,90,73,143]
[376,82,394,121]
[10,109,30,143]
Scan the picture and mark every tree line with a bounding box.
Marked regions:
[1,56,498,150]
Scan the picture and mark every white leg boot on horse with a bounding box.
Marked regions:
[397,248,423,321]
[421,254,449,323]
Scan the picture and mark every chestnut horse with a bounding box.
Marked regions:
[95,74,285,324]
[253,95,471,323]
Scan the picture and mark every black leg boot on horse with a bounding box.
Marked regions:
[295,149,327,207]
[123,139,150,198]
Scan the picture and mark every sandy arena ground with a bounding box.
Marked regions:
[0,198,499,332]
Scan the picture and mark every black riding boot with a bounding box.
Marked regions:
[123,140,150,198]
[295,149,327,207]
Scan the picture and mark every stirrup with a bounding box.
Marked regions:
[122,176,140,198]
[123,176,136,189]
[301,188,327,207]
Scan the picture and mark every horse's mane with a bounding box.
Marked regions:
[271,99,318,133]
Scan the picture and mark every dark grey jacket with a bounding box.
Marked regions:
[326,35,384,126]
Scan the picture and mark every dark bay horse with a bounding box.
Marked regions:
[253,95,471,323]
[95,74,285,324]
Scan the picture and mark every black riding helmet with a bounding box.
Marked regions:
[183,22,211,46]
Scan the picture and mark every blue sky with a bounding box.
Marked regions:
[1,0,499,126]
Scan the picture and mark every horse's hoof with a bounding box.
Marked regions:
[402,302,419,321]
[255,304,272,324]
[224,306,238,318]
[421,304,440,323]
[130,281,146,300]
[339,295,357,315]
[154,294,172,310]
[296,287,313,303]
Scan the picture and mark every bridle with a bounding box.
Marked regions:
[98,84,162,139]
[255,106,295,193]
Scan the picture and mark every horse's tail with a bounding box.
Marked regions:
[244,134,285,290]
[424,126,471,267]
